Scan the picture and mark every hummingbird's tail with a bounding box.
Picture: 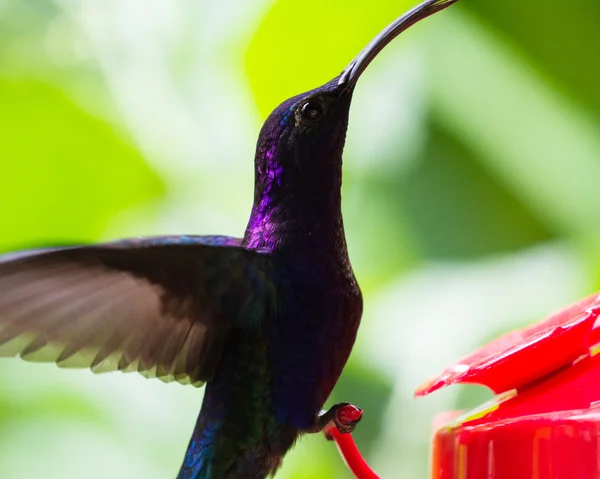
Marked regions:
[176,445,206,479]
[176,405,287,479]
[176,415,221,479]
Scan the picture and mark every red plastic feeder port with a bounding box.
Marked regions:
[417,292,600,479]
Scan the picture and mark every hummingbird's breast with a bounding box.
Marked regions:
[268,254,363,431]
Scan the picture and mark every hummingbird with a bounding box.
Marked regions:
[0,1,457,478]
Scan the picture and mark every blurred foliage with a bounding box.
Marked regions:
[0,0,599,478]
[467,1,600,112]
[0,79,163,250]
[400,121,554,258]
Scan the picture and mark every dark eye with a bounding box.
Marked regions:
[300,101,324,122]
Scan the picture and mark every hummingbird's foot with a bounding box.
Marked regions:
[315,402,363,437]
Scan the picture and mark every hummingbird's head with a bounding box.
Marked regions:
[247,0,458,250]
[253,0,458,189]
[255,78,353,180]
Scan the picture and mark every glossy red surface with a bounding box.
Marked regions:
[419,292,600,479]
[337,404,364,425]
[326,427,380,479]
[416,293,600,397]
[433,409,600,479]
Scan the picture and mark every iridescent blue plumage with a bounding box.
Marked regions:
[0,1,458,478]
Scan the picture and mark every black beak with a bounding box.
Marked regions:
[338,0,459,90]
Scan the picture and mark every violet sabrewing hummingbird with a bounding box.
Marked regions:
[0,1,458,477]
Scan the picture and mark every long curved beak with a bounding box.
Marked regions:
[338,0,459,89]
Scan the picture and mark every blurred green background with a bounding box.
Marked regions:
[1,0,599,477]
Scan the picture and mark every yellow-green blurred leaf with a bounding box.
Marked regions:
[0,78,164,250]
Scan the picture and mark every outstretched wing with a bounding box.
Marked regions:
[0,235,275,387]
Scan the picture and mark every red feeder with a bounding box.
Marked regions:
[417,292,600,479]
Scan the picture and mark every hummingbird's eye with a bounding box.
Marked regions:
[299,101,324,122]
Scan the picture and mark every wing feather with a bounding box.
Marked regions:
[0,235,275,386]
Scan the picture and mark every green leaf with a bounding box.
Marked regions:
[0,78,164,250]
[399,121,554,259]
[465,0,600,114]
[428,13,600,237]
